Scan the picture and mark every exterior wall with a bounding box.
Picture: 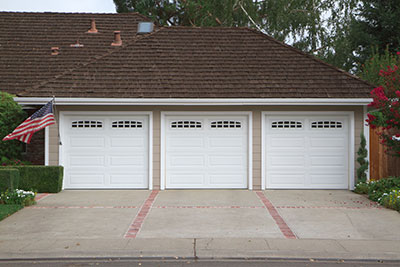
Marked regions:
[49,105,364,190]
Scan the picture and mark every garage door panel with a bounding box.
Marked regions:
[310,137,346,148]
[266,114,349,189]
[168,136,204,147]
[209,136,244,148]
[69,174,105,185]
[70,136,105,147]
[310,174,347,185]
[270,156,305,166]
[270,137,305,148]
[167,174,205,185]
[310,156,345,166]
[69,156,105,166]
[110,174,146,185]
[169,156,205,166]
[110,137,144,147]
[109,156,145,166]
[270,174,306,185]
[63,114,149,189]
[208,155,244,166]
[209,174,245,185]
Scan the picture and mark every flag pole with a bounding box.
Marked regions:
[52,95,62,146]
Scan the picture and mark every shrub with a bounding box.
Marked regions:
[0,189,36,206]
[0,168,19,192]
[367,177,400,201]
[0,166,63,193]
[378,189,400,211]
[0,92,26,161]
[354,181,369,194]
[356,133,369,183]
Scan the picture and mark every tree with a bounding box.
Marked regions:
[366,52,400,157]
[349,0,400,71]
[357,133,369,182]
[113,0,359,70]
[0,92,26,163]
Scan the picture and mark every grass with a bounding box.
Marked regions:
[0,204,23,221]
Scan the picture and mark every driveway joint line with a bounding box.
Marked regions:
[153,206,265,209]
[275,206,382,209]
[255,191,297,239]
[124,190,159,239]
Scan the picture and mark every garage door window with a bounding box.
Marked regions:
[271,121,302,129]
[311,121,343,129]
[171,121,202,129]
[112,120,143,128]
[71,120,103,128]
[211,120,241,129]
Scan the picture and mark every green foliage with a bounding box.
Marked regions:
[379,189,400,212]
[360,47,399,86]
[0,169,19,192]
[367,177,400,202]
[0,166,63,193]
[354,181,369,194]
[354,177,400,213]
[113,0,359,71]
[349,0,400,70]
[0,189,36,206]
[356,133,369,183]
[0,204,23,221]
[0,92,26,162]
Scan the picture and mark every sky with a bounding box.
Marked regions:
[0,0,116,13]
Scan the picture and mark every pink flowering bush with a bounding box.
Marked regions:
[366,54,400,157]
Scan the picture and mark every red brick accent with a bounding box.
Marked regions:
[35,193,51,202]
[124,190,159,239]
[256,191,297,239]
[154,206,264,209]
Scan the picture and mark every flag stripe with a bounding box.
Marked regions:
[2,100,56,144]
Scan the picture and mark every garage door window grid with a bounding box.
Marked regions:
[171,121,202,129]
[271,121,302,129]
[112,120,143,128]
[71,120,103,128]
[311,121,343,129]
[211,120,242,129]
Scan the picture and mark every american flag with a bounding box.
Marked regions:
[2,100,56,144]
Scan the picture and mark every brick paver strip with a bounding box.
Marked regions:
[256,191,297,239]
[35,193,51,202]
[124,190,159,239]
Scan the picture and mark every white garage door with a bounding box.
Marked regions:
[62,114,149,189]
[164,114,249,189]
[265,114,349,189]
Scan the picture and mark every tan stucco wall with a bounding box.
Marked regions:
[49,105,364,190]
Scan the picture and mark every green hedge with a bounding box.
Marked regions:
[0,168,19,192]
[0,166,63,193]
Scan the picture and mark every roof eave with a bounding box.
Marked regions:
[14,97,372,106]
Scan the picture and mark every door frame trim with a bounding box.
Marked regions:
[261,111,355,190]
[160,111,253,190]
[59,111,153,189]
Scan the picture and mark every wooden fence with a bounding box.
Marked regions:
[369,127,400,180]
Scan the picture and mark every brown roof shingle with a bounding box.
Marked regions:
[0,12,372,98]
[0,12,152,95]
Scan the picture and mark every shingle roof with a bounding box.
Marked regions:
[0,12,152,95]
[1,12,372,98]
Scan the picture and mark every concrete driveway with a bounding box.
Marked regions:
[1,190,400,260]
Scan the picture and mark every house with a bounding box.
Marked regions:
[0,12,373,190]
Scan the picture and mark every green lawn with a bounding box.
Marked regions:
[0,204,23,221]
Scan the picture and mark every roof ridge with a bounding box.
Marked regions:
[243,28,375,89]
[18,27,164,97]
